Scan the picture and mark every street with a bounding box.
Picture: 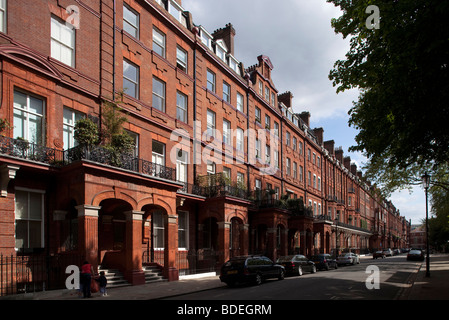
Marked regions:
[165,254,422,300]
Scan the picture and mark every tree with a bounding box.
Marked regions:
[327,0,449,194]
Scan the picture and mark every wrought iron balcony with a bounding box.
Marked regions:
[0,135,63,165]
[64,145,177,182]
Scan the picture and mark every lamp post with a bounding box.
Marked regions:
[421,172,430,277]
[335,211,340,258]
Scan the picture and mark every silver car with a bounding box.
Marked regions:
[336,253,360,265]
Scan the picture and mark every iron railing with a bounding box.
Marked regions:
[0,135,63,165]
[0,254,83,296]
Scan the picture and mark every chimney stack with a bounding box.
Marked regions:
[324,140,335,155]
[278,91,293,109]
[299,112,310,127]
[313,127,324,145]
[212,23,236,56]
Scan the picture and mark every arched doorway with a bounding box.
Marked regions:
[98,199,133,269]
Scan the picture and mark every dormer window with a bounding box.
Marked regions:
[200,27,213,50]
[215,40,227,62]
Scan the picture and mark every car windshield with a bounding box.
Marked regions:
[277,255,296,262]
[409,250,422,254]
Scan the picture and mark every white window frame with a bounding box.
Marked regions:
[13,90,46,145]
[153,210,165,250]
[123,3,139,39]
[152,77,166,112]
[0,0,7,33]
[14,187,45,250]
[176,91,188,123]
[236,128,244,152]
[207,69,216,92]
[176,46,188,72]
[51,15,75,67]
[153,27,166,58]
[63,106,85,150]
[178,210,189,250]
[206,109,216,139]
[223,119,231,145]
[123,59,139,99]
[236,92,244,113]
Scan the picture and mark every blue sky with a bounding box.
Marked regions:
[182,0,427,225]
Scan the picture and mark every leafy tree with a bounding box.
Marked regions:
[327,0,449,194]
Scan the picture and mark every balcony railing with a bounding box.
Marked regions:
[64,145,177,181]
[252,197,313,217]
[0,135,63,165]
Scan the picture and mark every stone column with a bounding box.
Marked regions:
[124,210,145,285]
[76,205,100,269]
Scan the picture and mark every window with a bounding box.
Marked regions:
[63,107,85,150]
[152,140,165,176]
[299,165,303,182]
[223,82,231,103]
[152,77,166,112]
[259,81,263,96]
[15,189,44,250]
[178,211,189,249]
[318,177,321,191]
[237,172,244,186]
[273,121,279,137]
[255,107,261,123]
[223,119,231,145]
[293,162,297,179]
[51,15,75,67]
[153,210,164,249]
[123,4,139,39]
[286,131,291,147]
[153,27,166,58]
[265,86,270,101]
[206,109,216,138]
[265,115,270,129]
[299,141,303,155]
[308,171,311,186]
[255,138,261,159]
[236,128,244,152]
[265,145,271,164]
[286,158,291,175]
[236,92,244,113]
[293,137,297,151]
[274,151,279,168]
[123,59,139,99]
[271,92,275,107]
[313,174,317,189]
[207,69,216,92]
[207,161,215,174]
[176,46,188,72]
[176,149,188,183]
[0,0,6,33]
[13,90,45,145]
[176,91,187,123]
[125,130,139,158]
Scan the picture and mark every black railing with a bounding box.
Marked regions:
[177,182,204,196]
[252,198,313,217]
[0,254,83,296]
[64,145,176,181]
[0,135,63,165]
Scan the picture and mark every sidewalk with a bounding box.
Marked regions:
[3,254,449,300]
[399,253,449,300]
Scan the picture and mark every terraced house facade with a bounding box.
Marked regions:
[0,0,410,293]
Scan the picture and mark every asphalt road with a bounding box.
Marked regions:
[165,254,421,300]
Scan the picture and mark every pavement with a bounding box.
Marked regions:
[2,253,449,301]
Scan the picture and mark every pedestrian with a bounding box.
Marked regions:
[96,271,108,296]
[81,260,95,298]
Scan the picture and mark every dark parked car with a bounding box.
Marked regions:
[219,255,285,287]
[310,254,338,270]
[407,249,425,261]
[277,255,317,275]
[373,250,386,259]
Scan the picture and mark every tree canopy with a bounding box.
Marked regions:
[327,0,449,195]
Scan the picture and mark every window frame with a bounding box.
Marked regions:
[50,15,75,67]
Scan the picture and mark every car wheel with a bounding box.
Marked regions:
[334,263,338,269]
[278,269,285,280]
[325,263,330,271]
[297,266,303,276]
[255,273,262,286]
[311,265,317,273]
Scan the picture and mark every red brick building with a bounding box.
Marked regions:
[0,0,410,293]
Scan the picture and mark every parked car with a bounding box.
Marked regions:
[373,250,386,259]
[277,255,317,275]
[219,255,285,287]
[337,252,360,265]
[310,254,338,270]
[407,249,425,261]
[393,249,401,255]
[383,248,393,257]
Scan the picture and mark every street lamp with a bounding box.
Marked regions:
[421,172,431,277]
[335,211,340,258]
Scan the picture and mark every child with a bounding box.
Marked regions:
[96,271,108,296]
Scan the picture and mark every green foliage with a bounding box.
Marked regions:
[74,117,99,148]
[327,0,449,194]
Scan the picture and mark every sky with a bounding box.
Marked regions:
[181,0,427,225]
